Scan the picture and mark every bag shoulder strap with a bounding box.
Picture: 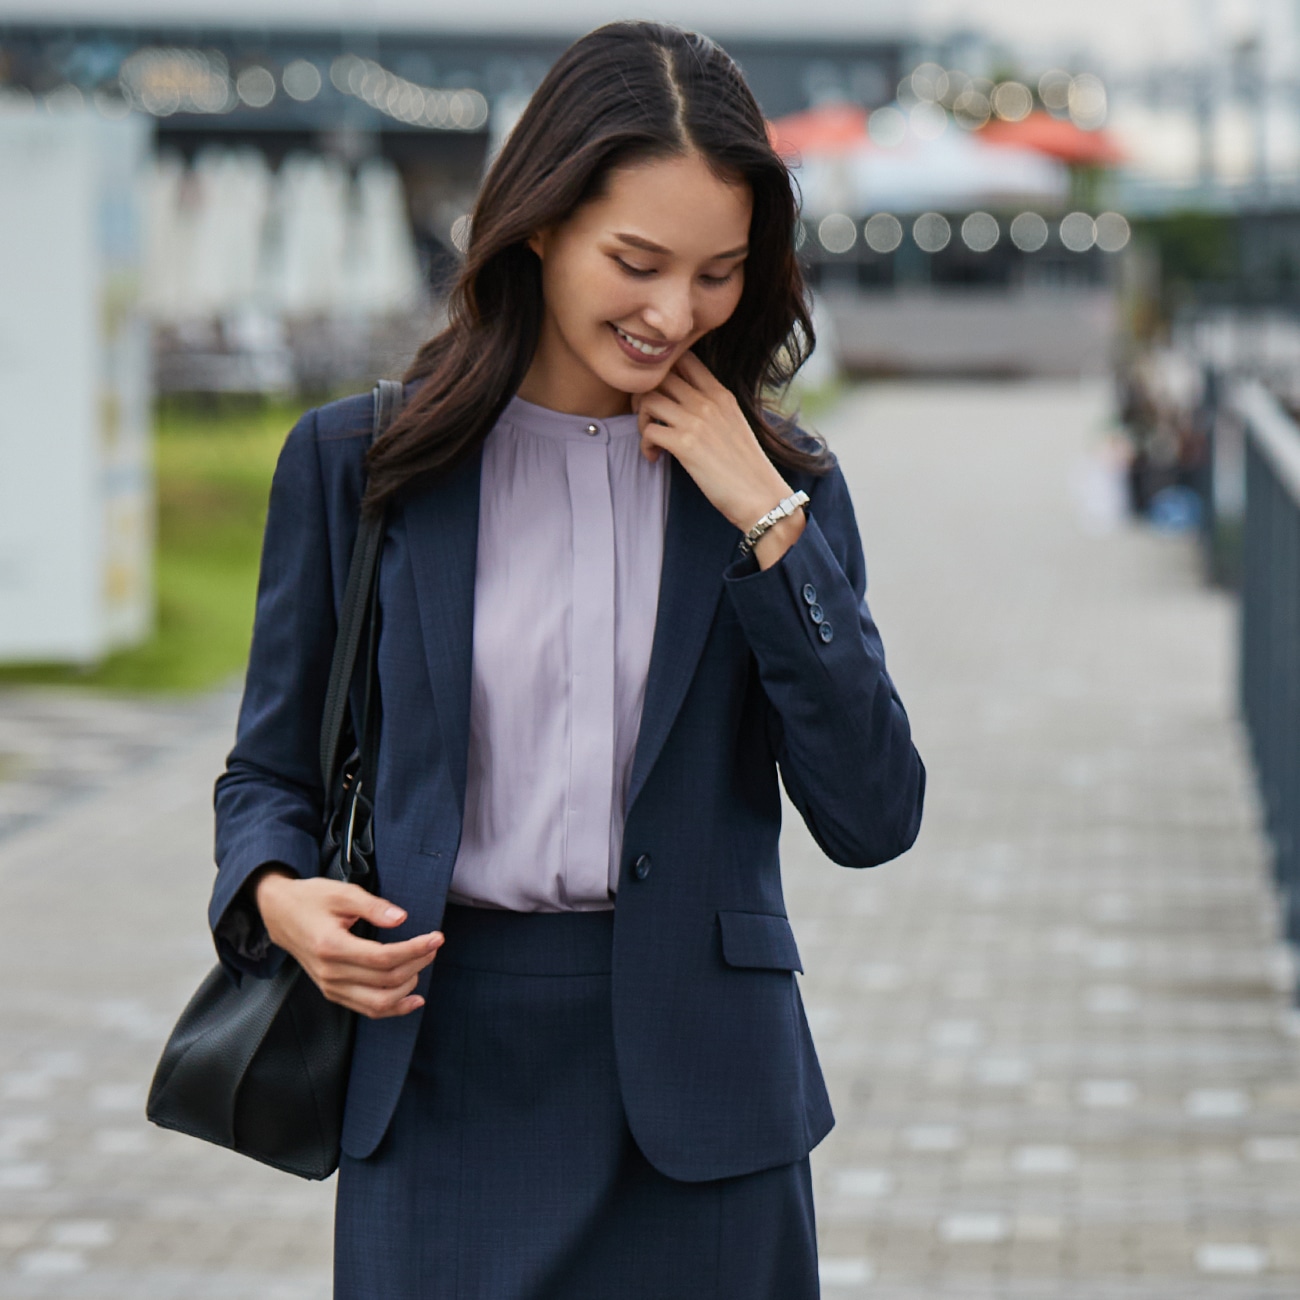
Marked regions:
[318,379,404,792]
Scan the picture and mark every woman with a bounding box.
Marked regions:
[210,20,924,1299]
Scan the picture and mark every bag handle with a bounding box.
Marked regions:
[318,379,404,795]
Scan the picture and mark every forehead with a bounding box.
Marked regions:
[578,152,752,251]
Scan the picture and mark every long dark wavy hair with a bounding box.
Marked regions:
[363,20,830,513]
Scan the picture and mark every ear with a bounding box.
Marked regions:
[526,230,547,260]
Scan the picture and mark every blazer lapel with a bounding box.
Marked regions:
[626,457,741,812]
[402,444,737,820]
[403,445,483,813]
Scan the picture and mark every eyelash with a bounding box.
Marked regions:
[614,257,736,286]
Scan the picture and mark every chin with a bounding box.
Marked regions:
[618,369,669,393]
[590,359,668,396]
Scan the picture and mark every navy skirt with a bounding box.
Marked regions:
[335,905,819,1299]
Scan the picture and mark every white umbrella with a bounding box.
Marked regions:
[139,153,187,321]
[345,157,422,314]
[793,130,1069,216]
[263,153,350,316]
[187,147,273,314]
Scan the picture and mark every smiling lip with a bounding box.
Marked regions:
[610,323,673,365]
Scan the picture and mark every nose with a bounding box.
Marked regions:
[641,277,693,341]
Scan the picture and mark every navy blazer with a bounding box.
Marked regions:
[211,388,924,1182]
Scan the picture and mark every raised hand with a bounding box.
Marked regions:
[633,352,806,569]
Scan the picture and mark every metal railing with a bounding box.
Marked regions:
[1231,380,1300,991]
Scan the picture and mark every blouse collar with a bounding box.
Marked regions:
[501,395,642,442]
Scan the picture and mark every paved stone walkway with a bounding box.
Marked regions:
[795,380,1300,1297]
[0,380,1295,1297]
[0,702,334,1299]
[0,689,235,843]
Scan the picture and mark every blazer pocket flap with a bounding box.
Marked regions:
[717,910,803,973]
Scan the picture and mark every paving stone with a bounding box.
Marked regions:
[1245,1135,1300,1162]
[1194,1243,1270,1274]
[938,1212,1010,1244]
[0,688,234,843]
[819,1255,875,1286]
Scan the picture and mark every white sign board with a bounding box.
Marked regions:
[0,109,152,663]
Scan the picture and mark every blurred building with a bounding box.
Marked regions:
[7,13,1300,379]
[0,21,914,392]
[0,24,908,270]
[771,76,1131,375]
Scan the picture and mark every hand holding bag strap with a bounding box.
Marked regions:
[318,378,404,797]
[147,378,407,1180]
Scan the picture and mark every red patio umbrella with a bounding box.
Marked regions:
[978,111,1125,167]
[767,103,869,160]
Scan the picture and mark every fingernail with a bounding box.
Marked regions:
[427,932,444,948]
[383,906,404,922]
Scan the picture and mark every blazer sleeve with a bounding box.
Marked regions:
[209,408,338,978]
[723,462,925,868]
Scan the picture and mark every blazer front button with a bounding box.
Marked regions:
[632,853,652,881]
[818,622,834,643]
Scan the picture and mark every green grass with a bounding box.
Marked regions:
[782,376,846,423]
[0,397,313,694]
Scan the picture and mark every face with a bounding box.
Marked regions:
[520,150,753,417]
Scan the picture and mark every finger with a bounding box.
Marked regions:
[319,928,443,971]
[351,975,421,1019]
[325,945,441,987]
[327,977,425,1019]
[366,994,425,1019]
[334,888,410,930]
[654,370,697,405]
[380,994,426,1019]
[638,407,692,460]
[319,967,417,1005]
[638,415,677,459]
[671,350,717,389]
[346,930,443,971]
[636,391,679,434]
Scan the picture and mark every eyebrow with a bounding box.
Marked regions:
[613,232,749,260]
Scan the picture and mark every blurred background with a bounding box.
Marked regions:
[1,1,1299,1297]
[3,0,1298,683]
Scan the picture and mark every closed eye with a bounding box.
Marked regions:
[614,257,654,278]
[614,257,740,287]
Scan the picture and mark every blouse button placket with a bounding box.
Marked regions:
[563,424,616,900]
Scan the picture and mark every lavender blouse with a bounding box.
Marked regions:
[446,396,670,912]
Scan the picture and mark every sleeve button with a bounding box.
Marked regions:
[801,583,817,605]
[808,603,824,624]
[818,622,834,643]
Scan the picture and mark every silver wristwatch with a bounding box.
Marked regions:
[738,490,810,555]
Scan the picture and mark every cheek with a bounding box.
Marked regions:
[552,261,639,335]
[592,274,645,325]
[546,246,631,313]
[544,249,600,309]
[696,281,746,335]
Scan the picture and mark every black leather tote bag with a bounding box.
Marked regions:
[146,379,403,1179]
